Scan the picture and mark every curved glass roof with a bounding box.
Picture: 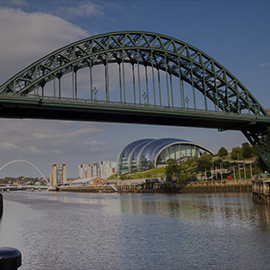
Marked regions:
[138,138,189,163]
[117,138,214,175]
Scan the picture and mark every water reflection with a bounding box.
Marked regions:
[49,193,111,205]
[253,202,270,227]
[120,193,258,228]
[1,192,270,270]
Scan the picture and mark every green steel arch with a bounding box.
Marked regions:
[0,31,266,116]
[0,31,270,169]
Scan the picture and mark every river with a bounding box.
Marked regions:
[0,191,270,269]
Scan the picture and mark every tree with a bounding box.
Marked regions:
[231,147,243,160]
[218,147,228,157]
[213,158,222,168]
[251,146,258,157]
[197,153,212,172]
[165,159,180,182]
[242,144,253,159]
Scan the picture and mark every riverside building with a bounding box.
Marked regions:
[77,161,116,180]
[89,162,99,178]
[100,160,117,179]
[78,164,89,179]
[49,164,67,186]
[117,138,214,176]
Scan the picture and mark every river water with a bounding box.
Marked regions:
[1,191,270,270]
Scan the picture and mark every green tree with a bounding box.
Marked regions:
[251,147,258,157]
[165,159,180,182]
[197,153,212,172]
[231,147,243,160]
[218,147,228,157]
[213,158,223,168]
[242,144,253,159]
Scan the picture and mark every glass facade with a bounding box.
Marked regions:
[117,139,152,175]
[57,164,63,184]
[117,138,214,175]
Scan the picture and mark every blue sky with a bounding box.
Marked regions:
[0,0,269,178]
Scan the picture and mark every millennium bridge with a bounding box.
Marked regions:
[0,31,270,168]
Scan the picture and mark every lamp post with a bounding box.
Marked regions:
[238,164,241,179]
[142,92,147,105]
[211,160,214,181]
[220,163,223,180]
[92,87,98,101]
[185,97,189,109]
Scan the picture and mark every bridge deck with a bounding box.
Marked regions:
[0,95,269,132]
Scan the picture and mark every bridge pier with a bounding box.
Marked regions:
[252,180,270,204]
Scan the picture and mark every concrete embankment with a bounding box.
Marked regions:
[252,180,270,204]
[180,179,252,193]
[0,194,3,219]
[59,179,252,194]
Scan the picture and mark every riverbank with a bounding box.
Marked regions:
[59,179,253,194]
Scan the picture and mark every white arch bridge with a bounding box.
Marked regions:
[0,160,50,187]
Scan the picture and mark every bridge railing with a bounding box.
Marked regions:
[0,92,267,119]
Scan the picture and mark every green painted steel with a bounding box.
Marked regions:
[0,30,270,169]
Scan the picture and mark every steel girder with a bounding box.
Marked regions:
[0,31,266,116]
[0,30,270,169]
[242,127,270,169]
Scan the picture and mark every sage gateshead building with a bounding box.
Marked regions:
[117,138,214,176]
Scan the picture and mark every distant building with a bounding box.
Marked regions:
[77,161,116,180]
[89,162,99,178]
[78,164,84,178]
[100,160,117,179]
[100,161,107,179]
[70,177,106,186]
[50,164,67,186]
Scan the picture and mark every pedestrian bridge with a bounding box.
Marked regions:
[0,31,269,167]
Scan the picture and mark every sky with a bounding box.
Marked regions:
[0,0,269,178]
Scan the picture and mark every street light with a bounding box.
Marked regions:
[92,87,98,101]
[185,97,189,109]
[220,163,223,180]
[142,92,147,105]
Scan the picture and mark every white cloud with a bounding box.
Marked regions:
[50,149,61,154]
[33,127,103,140]
[84,140,108,151]
[0,6,89,84]
[84,140,107,146]
[0,142,24,152]
[0,119,109,157]
[259,63,269,67]
[27,146,45,154]
[58,2,104,18]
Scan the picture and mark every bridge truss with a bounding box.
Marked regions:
[0,31,270,168]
